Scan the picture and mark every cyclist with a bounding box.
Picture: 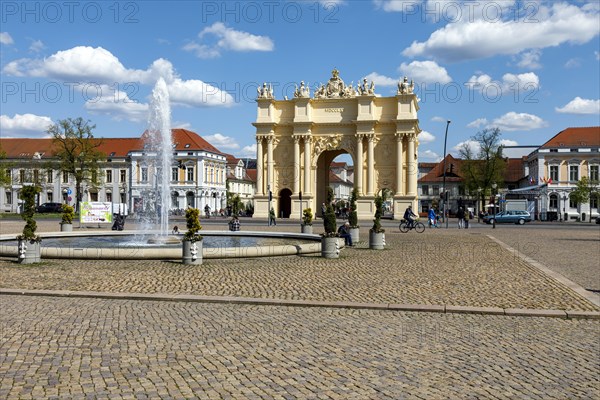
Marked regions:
[403,205,417,229]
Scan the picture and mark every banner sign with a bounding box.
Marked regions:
[79,202,113,224]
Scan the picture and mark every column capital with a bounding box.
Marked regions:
[406,132,418,142]
[366,134,379,144]
[394,132,407,140]
[292,135,302,144]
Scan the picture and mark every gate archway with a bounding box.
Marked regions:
[279,188,292,218]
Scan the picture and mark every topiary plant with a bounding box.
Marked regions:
[18,185,41,242]
[183,207,203,242]
[348,188,359,228]
[370,193,385,233]
[61,204,75,225]
[302,208,313,226]
[322,187,338,237]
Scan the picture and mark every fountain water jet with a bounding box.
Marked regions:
[141,78,173,237]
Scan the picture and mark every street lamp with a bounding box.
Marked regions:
[562,194,568,222]
[442,120,451,228]
[492,182,497,229]
[477,187,482,222]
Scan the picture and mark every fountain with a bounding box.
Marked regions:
[142,78,173,238]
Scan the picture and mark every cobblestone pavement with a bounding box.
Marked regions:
[0,222,597,311]
[1,296,598,400]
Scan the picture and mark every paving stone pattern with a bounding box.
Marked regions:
[1,296,598,400]
[0,228,596,311]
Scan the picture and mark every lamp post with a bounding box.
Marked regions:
[477,187,482,222]
[492,182,497,229]
[442,120,451,229]
[562,194,567,222]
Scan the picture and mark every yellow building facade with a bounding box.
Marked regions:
[253,70,421,220]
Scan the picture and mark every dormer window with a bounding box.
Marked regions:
[109,152,116,157]
[184,144,190,148]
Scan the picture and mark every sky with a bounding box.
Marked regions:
[1,0,599,163]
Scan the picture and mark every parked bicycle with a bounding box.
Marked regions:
[399,218,425,233]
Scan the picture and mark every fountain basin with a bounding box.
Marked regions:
[0,231,322,260]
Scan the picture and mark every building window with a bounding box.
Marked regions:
[47,192,53,202]
[120,192,126,204]
[204,167,208,183]
[90,192,98,202]
[33,170,39,183]
[549,165,559,182]
[172,167,178,182]
[187,167,194,182]
[590,165,599,182]
[432,185,440,196]
[5,170,10,183]
[91,170,97,183]
[6,191,12,204]
[63,171,69,183]
[549,194,558,209]
[569,165,579,182]
[421,185,429,196]
[569,196,577,209]
[19,170,25,183]
[47,170,53,183]
[106,170,113,183]
[120,169,126,183]
[591,193,599,209]
[141,167,148,183]
[107,192,112,203]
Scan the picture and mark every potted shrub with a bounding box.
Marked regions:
[60,204,75,232]
[301,208,313,234]
[348,188,360,243]
[17,185,42,264]
[321,187,340,258]
[369,193,386,250]
[182,207,203,265]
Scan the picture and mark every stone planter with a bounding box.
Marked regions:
[369,231,385,250]
[321,236,340,259]
[182,239,203,265]
[350,227,360,244]
[301,224,313,234]
[18,239,41,264]
[60,223,73,232]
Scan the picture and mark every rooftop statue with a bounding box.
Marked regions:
[397,76,415,94]
[293,81,310,98]
[313,68,356,99]
[257,82,274,99]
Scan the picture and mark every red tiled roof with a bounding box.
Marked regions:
[541,127,600,148]
[418,162,437,168]
[0,129,224,159]
[504,158,524,183]
[418,154,525,184]
[246,169,257,183]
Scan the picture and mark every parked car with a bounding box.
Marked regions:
[483,210,532,225]
[35,202,63,213]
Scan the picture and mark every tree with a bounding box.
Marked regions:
[569,176,600,223]
[0,145,12,187]
[458,128,505,210]
[348,188,359,228]
[322,187,337,236]
[47,118,105,212]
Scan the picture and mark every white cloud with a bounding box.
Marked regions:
[2,46,234,108]
[596,51,600,60]
[489,112,547,131]
[185,22,274,58]
[418,131,436,143]
[419,149,441,161]
[373,0,420,13]
[555,97,600,115]
[431,116,447,122]
[466,72,539,92]
[84,86,148,122]
[29,39,44,53]
[238,144,257,158]
[516,49,542,69]
[203,133,241,150]
[402,2,600,62]
[467,118,488,128]
[364,72,397,87]
[499,139,534,158]
[0,114,53,137]
[398,60,452,84]
[452,139,480,155]
[0,32,13,45]
[172,121,192,129]
[564,58,581,68]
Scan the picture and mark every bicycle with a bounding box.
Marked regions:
[399,218,425,233]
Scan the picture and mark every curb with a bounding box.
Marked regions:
[1,288,599,320]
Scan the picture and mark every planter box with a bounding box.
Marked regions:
[350,227,360,244]
[60,223,73,232]
[369,231,385,250]
[18,239,41,264]
[182,240,203,265]
[321,236,340,259]
[301,224,313,234]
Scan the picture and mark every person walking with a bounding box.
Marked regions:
[428,208,438,228]
[456,207,465,229]
[269,207,277,226]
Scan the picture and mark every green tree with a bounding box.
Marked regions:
[47,118,105,212]
[348,188,359,228]
[569,176,600,223]
[0,145,12,187]
[371,193,385,233]
[18,185,41,241]
[458,128,505,208]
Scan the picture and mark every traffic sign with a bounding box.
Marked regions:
[67,188,72,195]
[67,196,72,202]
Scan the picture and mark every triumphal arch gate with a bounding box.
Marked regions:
[253,69,421,220]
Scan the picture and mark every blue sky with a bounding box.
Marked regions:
[1,0,599,162]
